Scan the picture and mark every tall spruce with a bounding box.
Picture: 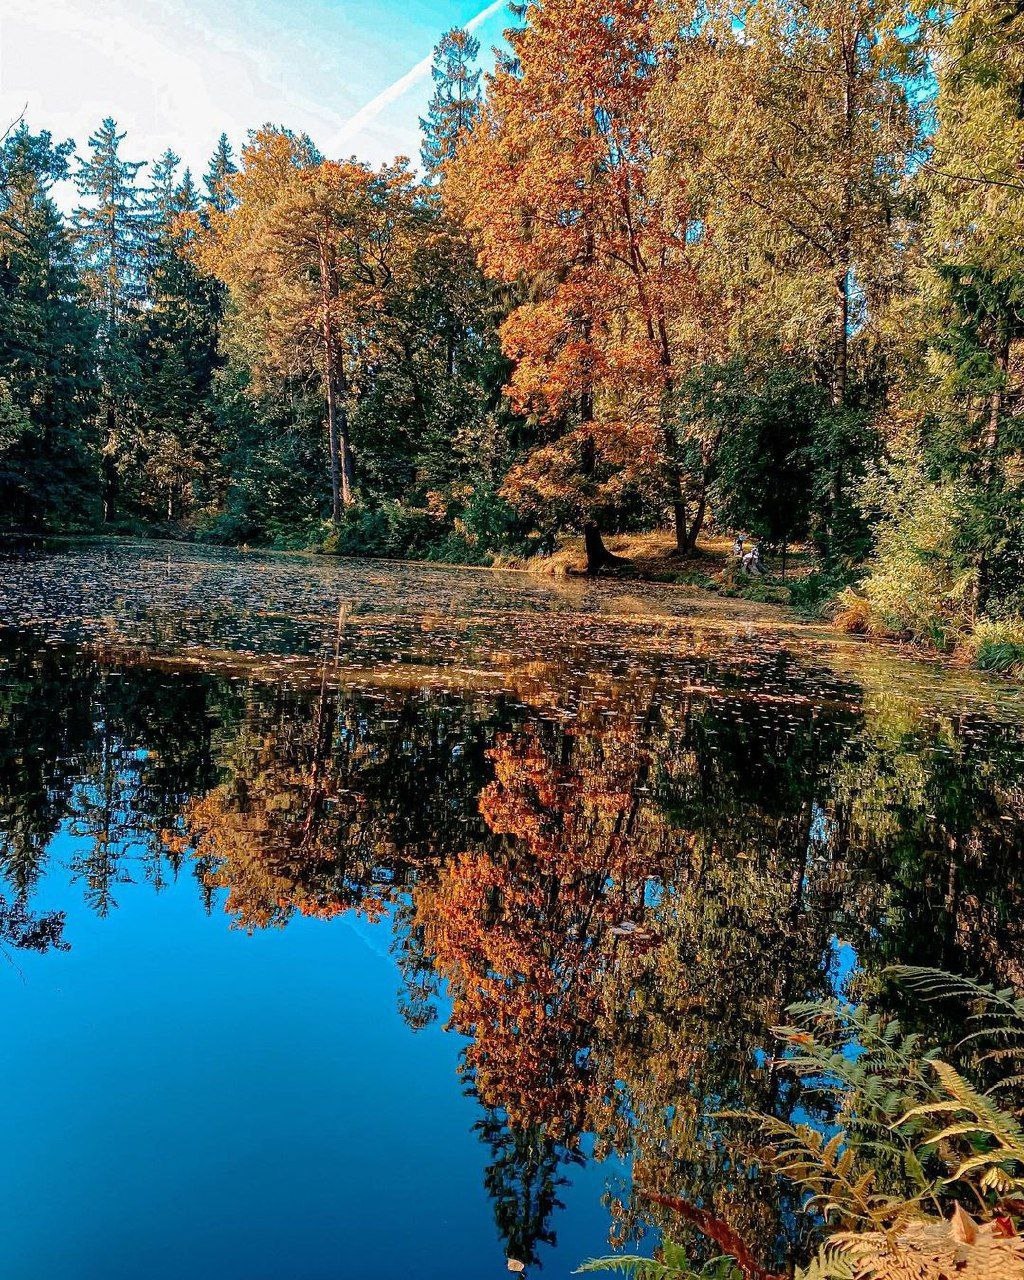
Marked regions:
[73,117,148,520]
[1,125,99,528]
[130,149,223,521]
[147,148,182,225]
[420,29,482,179]
[204,132,238,212]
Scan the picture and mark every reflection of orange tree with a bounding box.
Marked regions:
[420,714,672,1138]
[177,683,501,929]
[183,729,370,929]
[180,690,394,927]
[422,847,603,1136]
[418,693,855,1268]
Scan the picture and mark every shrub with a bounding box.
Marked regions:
[852,452,975,645]
[968,618,1024,677]
[789,565,856,616]
[194,509,267,546]
[833,587,874,634]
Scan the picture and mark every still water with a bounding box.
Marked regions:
[2,541,1023,1279]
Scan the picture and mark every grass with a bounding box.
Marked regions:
[967,619,1024,677]
[522,529,817,595]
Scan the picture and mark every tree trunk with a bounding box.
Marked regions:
[320,238,355,521]
[324,364,342,524]
[833,263,849,411]
[974,328,1011,617]
[684,484,708,553]
[575,240,620,576]
[672,499,688,553]
[835,40,854,415]
[654,338,686,554]
[584,521,616,574]
[337,392,355,508]
[102,400,117,524]
[664,434,688,555]
[580,427,617,575]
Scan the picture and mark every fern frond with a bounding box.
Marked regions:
[721,1112,915,1228]
[888,966,1024,1082]
[576,1256,678,1279]
[576,1252,739,1280]
[795,1241,856,1280]
[887,967,1024,1023]
[930,1059,1024,1154]
[820,1212,1024,1280]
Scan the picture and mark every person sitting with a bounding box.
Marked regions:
[732,534,745,560]
[742,544,762,576]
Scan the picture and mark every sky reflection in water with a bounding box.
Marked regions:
[1,542,1023,1279]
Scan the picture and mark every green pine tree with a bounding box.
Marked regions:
[0,125,100,529]
[73,117,148,520]
[147,147,182,225]
[203,132,237,212]
[419,29,482,179]
[129,149,223,523]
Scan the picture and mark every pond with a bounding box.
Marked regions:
[2,540,1023,1280]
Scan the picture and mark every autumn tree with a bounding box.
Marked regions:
[418,690,676,1134]
[447,0,713,570]
[655,0,924,556]
[191,129,424,521]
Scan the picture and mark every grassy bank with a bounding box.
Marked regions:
[515,529,823,605]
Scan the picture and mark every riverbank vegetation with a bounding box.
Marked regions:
[582,968,1024,1279]
[1,0,1021,665]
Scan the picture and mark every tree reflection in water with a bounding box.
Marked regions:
[1,631,1023,1270]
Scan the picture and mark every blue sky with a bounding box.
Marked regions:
[0,0,509,178]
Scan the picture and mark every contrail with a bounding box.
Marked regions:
[330,0,506,153]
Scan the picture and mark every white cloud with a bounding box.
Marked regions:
[0,0,510,177]
[0,0,349,174]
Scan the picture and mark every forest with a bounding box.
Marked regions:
[0,0,1022,667]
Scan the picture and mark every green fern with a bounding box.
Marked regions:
[584,972,1024,1280]
[886,966,1024,1101]
[794,1241,856,1280]
[575,1257,688,1280]
[772,998,941,1135]
[576,1242,740,1279]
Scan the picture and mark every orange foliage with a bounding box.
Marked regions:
[446,0,721,536]
[182,132,422,515]
[419,716,671,1135]
[180,716,393,929]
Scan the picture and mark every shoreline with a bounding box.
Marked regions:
[14,531,1014,678]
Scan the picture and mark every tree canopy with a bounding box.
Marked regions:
[0,0,1021,647]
